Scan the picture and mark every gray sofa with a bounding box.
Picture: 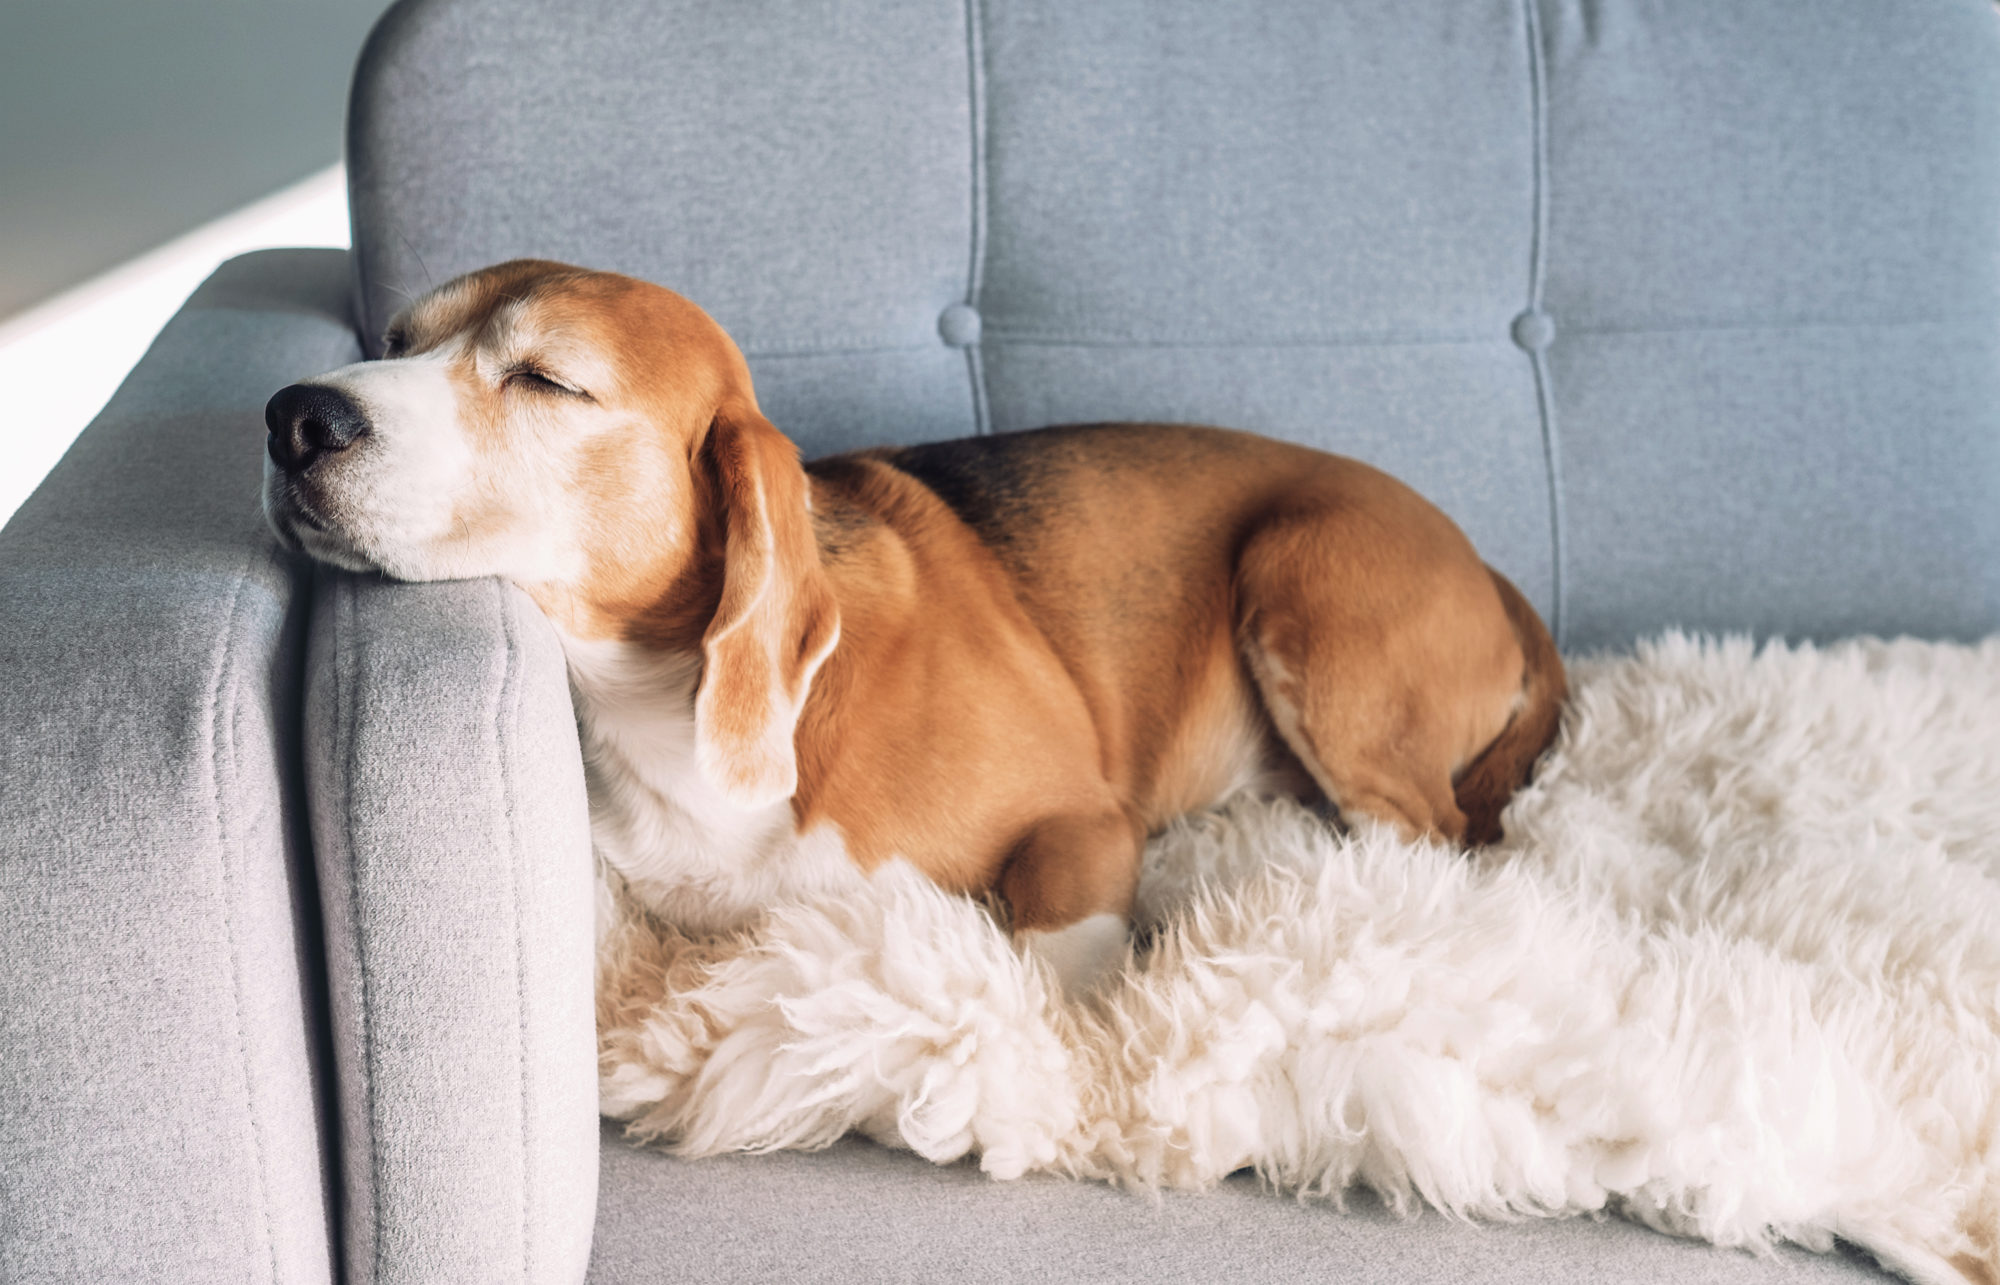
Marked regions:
[3,0,1996,1280]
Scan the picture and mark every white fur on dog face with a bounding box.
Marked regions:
[265,348,476,576]
[262,287,638,587]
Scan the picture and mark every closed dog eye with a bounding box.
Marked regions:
[503,363,592,401]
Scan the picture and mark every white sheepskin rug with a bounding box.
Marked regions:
[596,633,2000,1284]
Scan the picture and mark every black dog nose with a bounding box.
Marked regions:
[265,383,369,471]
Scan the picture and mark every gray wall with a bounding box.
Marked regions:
[0,0,391,320]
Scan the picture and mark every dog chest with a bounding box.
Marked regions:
[562,635,865,935]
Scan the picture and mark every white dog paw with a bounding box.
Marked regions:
[1017,913,1129,998]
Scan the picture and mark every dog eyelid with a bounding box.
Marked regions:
[380,329,408,358]
[503,363,591,400]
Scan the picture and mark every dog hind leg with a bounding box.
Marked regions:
[1234,508,1526,847]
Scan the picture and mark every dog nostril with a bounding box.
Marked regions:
[301,414,335,452]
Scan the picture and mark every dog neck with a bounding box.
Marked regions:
[555,627,863,936]
[524,469,869,934]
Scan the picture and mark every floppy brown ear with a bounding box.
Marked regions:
[693,399,840,809]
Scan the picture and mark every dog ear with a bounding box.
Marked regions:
[692,399,840,809]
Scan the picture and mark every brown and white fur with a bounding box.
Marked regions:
[263,259,1566,994]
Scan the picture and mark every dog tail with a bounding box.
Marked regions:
[1453,568,1567,847]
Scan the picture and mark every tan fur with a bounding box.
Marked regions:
[271,259,1567,949]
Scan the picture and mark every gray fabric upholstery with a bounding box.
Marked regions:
[330,1,1996,1279]
[346,0,979,458]
[305,573,598,1285]
[9,2,1986,1282]
[1537,0,2000,647]
[0,249,355,1284]
[349,0,2000,654]
[588,1125,1891,1284]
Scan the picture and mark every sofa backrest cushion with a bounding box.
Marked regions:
[347,0,2000,651]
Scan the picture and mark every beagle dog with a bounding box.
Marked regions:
[264,259,1565,993]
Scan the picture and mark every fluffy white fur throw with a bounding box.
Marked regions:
[596,633,2000,1284]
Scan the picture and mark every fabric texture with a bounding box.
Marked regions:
[12,3,1995,1281]
[588,1124,1889,1284]
[305,573,599,1285]
[596,633,2000,1283]
[346,0,980,455]
[0,249,356,1284]
[1537,0,2000,648]
[348,0,2000,653]
[320,0,2000,1279]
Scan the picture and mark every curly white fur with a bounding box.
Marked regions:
[597,633,2000,1284]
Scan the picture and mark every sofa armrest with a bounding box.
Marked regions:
[305,571,598,1285]
[0,249,359,1284]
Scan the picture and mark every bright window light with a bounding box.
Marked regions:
[0,165,350,532]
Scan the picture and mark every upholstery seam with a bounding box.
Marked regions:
[353,263,375,363]
[980,328,1503,349]
[1554,314,1999,338]
[1523,0,1567,649]
[208,555,282,1284]
[736,312,1996,358]
[295,558,346,1285]
[495,583,534,1283]
[741,340,935,359]
[963,0,992,435]
[334,576,384,1285]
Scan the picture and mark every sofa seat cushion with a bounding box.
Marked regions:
[588,1125,1892,1284]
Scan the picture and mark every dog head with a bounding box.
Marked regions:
[264,259,838,805]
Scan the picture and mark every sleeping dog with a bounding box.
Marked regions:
[263,260,1565,993]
